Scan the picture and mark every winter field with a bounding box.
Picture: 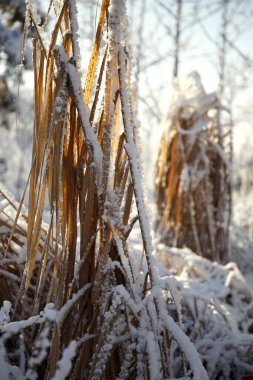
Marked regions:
[0,0,253,379]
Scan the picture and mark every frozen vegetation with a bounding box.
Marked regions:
[0,0,253,379]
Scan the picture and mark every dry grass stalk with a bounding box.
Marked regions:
[0,4,208,380]
[0,186,56,317]
[155,72,232,263]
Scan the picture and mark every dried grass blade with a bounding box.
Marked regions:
[83,0,108,106]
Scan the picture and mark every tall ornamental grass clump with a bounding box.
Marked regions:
[0,2,208,380]
[155,72,232,263]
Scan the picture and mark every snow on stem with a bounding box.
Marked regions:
[56,283,91,326]
[0,341,10,380]
[160,307,208,380]
[107,0,157,285]
[118,46,156,285]
[51,340,77,380]
[68,0,81,70]
[53,45,103,196]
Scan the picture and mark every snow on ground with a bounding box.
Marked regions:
[124,184,252,379]
[155,238,253,379]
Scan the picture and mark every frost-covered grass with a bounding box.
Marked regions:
[0,1,209,379]
[1,1,253,380]
[157,243,253,379]
[154,72,232,264]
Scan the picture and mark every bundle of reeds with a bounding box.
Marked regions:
[0,3,208,380]
[155,72,232,263]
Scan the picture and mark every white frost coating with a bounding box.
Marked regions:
[110,5,206,377]
[177,118,207,135]
[146,331,161,380]
[159,276,184,328]
[53,46,103,189]
[0,301,11,326]
[68,0,81,70]
[0,199,9,213]
[180,164,190,192]
[1,315,43,334]
[119,62,155,283]
[56,283,91,325]
[160,309,208,380]
[0,303,73,338]
[108,0,123,48]
[107,1,155,281]
[44,303,58,322]
[0,341,10,379]
[76,333,95,346]
[9,365,26,380]
[65,61,103,193]
[207,138,232,177]
[26,0,43,33]
[51,341,77,380]
[43,284,91,325]
[157,244,253,378]
[27,327,51,369]
[110,225,134,286]
[114,285,139,316]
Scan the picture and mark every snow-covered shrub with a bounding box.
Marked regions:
[0,1,208,379]
[158,244,253,379]
[155,72,232,263]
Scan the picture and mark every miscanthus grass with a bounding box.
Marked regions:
[0,2,207,380]
[155,72,232,264]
